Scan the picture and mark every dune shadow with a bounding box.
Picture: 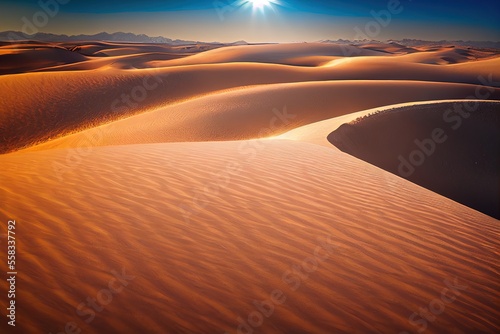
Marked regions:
[327,101,500,219]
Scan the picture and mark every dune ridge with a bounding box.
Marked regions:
[18,81,500,153]
[327,100,500,218]
[2,54,499,154]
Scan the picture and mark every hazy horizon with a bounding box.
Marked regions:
[1,0,499,43]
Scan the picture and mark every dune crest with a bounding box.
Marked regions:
[18,81,500,153]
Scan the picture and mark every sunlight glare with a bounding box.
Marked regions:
[250,0,270,9]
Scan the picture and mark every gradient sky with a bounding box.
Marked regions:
[0,0,499,42]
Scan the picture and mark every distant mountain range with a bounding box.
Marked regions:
[0,31,206,45]
[0,31,498,49]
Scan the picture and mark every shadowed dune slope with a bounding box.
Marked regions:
[327,101,500,218]
[0,140,498,333]
[0,45,89,74]
[275,102,419,147]
[22,81,500,152]
[276,100,497,147]
[359,42,419,54]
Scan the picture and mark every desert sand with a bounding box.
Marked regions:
[327,100,500,219]
[0,41,499,333]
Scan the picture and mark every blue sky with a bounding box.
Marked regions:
[1,0,499,42]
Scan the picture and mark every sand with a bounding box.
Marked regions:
[0,41,499,333]
[17,80,499,153]
[328,100,500,218]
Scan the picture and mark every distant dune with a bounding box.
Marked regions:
[153,43,386,67]
[0,41,223,75]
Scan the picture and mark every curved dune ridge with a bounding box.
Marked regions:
[1,42,499,333]
[20,81,500,152]
[327,100,500,219]
[275,100,461,147]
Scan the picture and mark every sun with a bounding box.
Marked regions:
[249,0,270,9]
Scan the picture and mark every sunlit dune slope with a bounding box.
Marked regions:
[1,42,498,75]
[358,44,500,64]
[154,43,387,67]
[22,81,500,152]
[359,42,419,54]
[275,102,424,147]
[327,100,500,218]
[397,47,499,64]
[0,140,498,333]
[2,55,499,154]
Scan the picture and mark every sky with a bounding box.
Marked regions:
[0,0,499,42]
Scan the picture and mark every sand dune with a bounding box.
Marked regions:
[275,102,415,147]
[151,43,387,67]
[397,47,495,64]
[3,42,497,76]
[360,42,419,54]
[22,81,500,152]
[359,44,500,64]
[327,100,500,218]
[0,41,225,75]
[1,140,498,334]
[321,54,500,81]
[31,52,190,72]
[1,41,499,334]
[2,52,499,153]
[0,44,89,74]
[278,99,500,146]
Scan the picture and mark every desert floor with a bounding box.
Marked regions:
[0,41,499,333]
